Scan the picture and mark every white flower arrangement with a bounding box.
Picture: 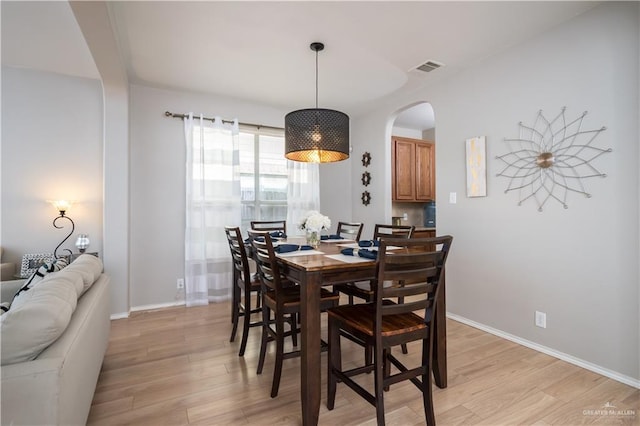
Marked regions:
[298,210,331,233]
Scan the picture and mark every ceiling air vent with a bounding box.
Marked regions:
[416,60,444,73]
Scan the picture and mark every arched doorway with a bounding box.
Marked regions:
[388,102,436,229]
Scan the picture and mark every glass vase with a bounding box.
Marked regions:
[306,230,320,248]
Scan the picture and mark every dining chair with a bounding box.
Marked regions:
[250,220,287,235]
[326,235,453,426]
[334,223,414,305]
[249,229,340,398]
[224,226,263,356]
[333,223,415,358]
[336,221,364,241]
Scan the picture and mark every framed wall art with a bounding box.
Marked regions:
[466,136,487,197]
[20,252,54,278]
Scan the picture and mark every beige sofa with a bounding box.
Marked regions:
[1,254,111,425]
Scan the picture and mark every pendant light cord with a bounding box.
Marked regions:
[315,48,319,109]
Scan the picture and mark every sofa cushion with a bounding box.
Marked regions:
[64,254,103,296]
[0,274,78,365]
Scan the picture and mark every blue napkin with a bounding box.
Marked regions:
[275,244,314,253]
[270,231,287,238]
[245,236,281,243]
[357,249,378,259]
[358,240,379,247]
[340,248,378,259]
[275,244,299,253]
[321,234,343,240]
[246,237,267,243]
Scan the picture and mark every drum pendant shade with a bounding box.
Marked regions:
[285,42,350,163]
[285,108,349,162]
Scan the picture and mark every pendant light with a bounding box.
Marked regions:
[285,42,350,163]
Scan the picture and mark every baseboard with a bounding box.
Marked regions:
[110,300,186,320]
[446,312,640,389]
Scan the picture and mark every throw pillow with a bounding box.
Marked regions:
[0,301,10,316]
[13,257,69,299]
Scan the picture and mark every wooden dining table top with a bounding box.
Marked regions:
[273,237,377,272]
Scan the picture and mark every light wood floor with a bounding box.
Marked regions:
[88,299,638,425]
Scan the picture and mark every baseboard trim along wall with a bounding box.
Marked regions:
[447,313,640,389]
[110,300,186,320]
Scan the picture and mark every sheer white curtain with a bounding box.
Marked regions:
[286,160,320,236]
[184,113,240,306]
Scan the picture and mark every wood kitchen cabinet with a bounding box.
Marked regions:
[412,228,436,251]
[392,136,435,201]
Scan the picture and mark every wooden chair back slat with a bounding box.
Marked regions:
[380,282,435,300]
[381,299,431,316]
[336,221,364,241]
[250,220,287,234]
[373,224,415,240]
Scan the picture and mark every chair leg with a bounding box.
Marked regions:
[271,311,286,398]
[256,305,269,375]
[238,289,251,356]
[422,340,436,425]
[374,345,386,426]
[230,268,238,323]
[397,294,409,355]
[290,313,298,347]
[365,344,373,367]
[383,348,391,392]
[229,285,240,342]
[348,294,354,305]
[326,316,341,410]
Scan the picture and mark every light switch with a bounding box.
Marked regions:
[449,192,457,204]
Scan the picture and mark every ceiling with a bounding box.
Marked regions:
[2,1,597,130]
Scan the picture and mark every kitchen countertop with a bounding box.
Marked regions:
[413,227,436,232]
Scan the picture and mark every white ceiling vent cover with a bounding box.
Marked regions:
[416,60,444,73]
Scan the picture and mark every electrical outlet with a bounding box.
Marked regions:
[449,192,457,204]
[535,311,547,328]
[177,278,184,289]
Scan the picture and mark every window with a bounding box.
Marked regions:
[238,129,288,231]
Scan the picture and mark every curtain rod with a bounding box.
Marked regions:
[164,111,283,132]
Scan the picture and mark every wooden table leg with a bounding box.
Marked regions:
[432,268,447,388]
[300,271,321,426]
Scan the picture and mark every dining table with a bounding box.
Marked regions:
[273,237,448,426]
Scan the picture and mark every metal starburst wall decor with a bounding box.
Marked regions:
[496,107,610,211]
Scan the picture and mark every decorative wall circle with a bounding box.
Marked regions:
[361,171,371,186]
[361,152,371,167]
[497,107,610,212]
[361,191,371,206]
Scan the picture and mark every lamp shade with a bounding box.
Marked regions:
[50,200,73,215]
[75,234,90,253]
[285,108,349,163]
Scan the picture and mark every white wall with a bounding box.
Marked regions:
[1,67,103,268]
[351,2,639,382]
[129,84,294,308]
[70,0,132,318]
[391,126,422,139]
